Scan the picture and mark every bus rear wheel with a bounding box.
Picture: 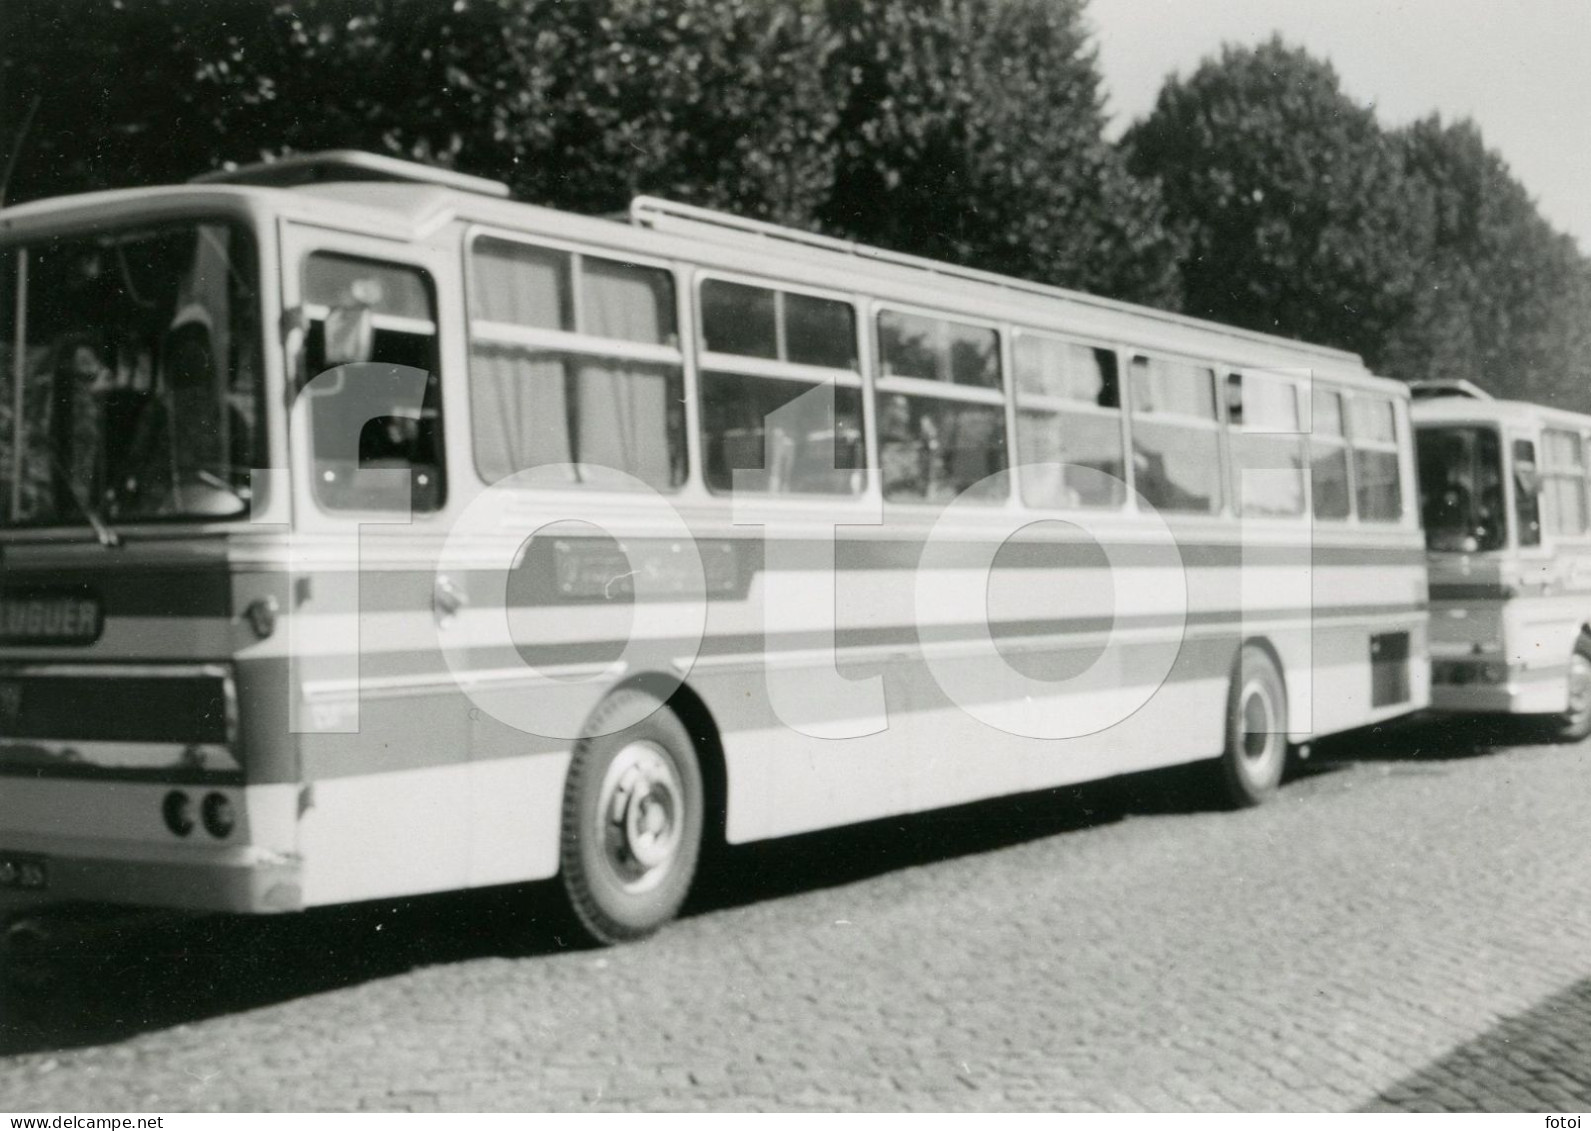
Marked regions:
[559,689,704,945]
[1553,636,1591,743]
[1218,646,1289,807]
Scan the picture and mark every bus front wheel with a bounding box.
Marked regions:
[1218,646,1289,807]
[559,689,704,945]
[1553,636,1591,743]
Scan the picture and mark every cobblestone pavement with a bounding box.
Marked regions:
[2,715,1591,1111]
[1364,973,1591,1112]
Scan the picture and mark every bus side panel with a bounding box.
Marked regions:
[1507,593,1584,712]
[289,690,574,907]
[280,566,581,907]
[1306,551,1429,736]
[706,635,1228,844]
[1283,616,1429,738]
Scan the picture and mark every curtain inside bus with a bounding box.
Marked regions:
[469,241,684,489]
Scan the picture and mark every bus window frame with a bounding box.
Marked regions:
[871,298,1014,509]
[1539,425,1589,541]
[1123,349,1228,518]
[301,250,447,516]
[1509,431,1545,550]
[0,208,282,532]
[1225,369,1309,524]
[281,222,457,529]
[461,225,690,496]
[691,268,866,498]
[1308,384,1356,525]
[1008,325,1131,514]
[1345,390,1406,525]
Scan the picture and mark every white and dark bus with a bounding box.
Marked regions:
[0,152,1428,943]
[1414,383,1591,739]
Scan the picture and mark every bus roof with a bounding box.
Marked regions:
[1412,393,1591,432]
[2,152,1396,391]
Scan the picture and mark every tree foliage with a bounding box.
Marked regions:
[0,0,1181,305]
[1123,37,1591,408]
[1123,38,1433,365]
[820,0,1184,306]
[10,1,1586,389]
[1380,116,1591,407]
[0,0,270,205]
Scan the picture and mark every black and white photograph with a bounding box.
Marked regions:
[0,0,1588,1114]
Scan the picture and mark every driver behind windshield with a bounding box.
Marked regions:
[48,334,114,510]
[119,319,238,516]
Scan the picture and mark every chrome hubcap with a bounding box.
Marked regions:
[597,741,683,894]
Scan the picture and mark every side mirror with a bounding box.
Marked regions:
[323,302,375,367]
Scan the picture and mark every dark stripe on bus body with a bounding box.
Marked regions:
[0,538,1422,621]
[1430,581,1591,602]
[272,623,1420,785]
[1429,584,1510,602]
[297,599,1427,678]
[2,568,232,619]
[285,620,1417,786]
[291,635,1239,785]
[350,541,1422,613]
[0,761,241,787]
[0,674,230,744]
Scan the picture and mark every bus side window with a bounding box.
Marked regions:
[467,237,685,491]
[1127,355,1221,514]
[1540,428,1587,537]
[1012,333,1125,509]
[875,310,1007,504]
[1309,387,1352,520]
[1348,394,1403,522]
[1513,437,1543,547]
[699,280,863,495]
[302,254,445,512]
[1227,372,1305,517]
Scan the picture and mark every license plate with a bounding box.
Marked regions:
[0,855,47,892]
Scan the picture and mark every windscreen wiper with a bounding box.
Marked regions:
[46,450,122,548]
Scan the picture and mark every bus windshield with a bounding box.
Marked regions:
[1417,424,1505,552]
[0,221,262,527]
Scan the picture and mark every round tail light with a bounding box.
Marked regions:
[201,792,236,840]
[162,791,195,837]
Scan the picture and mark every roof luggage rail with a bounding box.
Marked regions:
[628,195,1366,364]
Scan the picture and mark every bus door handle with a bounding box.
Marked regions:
[433,574,467,626]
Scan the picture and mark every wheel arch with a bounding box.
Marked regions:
[1231,635,1287,700]
[1229,633,1299,742]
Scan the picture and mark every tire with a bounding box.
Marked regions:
[0,914,60,1032]
[1218,645,1289,808]
[1553,635,1591,743]
[559,689,704,945]
[1,915,57,995]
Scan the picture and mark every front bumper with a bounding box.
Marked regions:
[1429,659,1569,715]
[0,833,302,914]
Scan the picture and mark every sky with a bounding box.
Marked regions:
[1087,0,1591,251]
